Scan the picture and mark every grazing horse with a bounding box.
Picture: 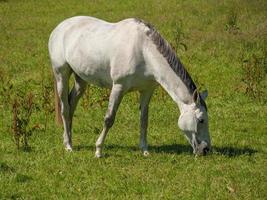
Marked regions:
[48,16,211,157]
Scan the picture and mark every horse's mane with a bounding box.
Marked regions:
[135,18,197,95]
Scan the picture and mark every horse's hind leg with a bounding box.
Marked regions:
[54,65,73,151]
[95,84,124,158]
[69,74,87,129]
[139,89,154,156]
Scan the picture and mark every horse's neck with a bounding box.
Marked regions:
[156,67,193,111]
[144,46,193,110]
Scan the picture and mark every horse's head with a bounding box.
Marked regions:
[178,90,211,156]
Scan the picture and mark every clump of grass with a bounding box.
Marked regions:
[11,92,38,150]
[81,85,90,109]
[241,54,266,101]
[81,86,110,109]
[0,68,13,106]
[40,76,54,132]
[225,10,240,34]
[91,88,110,108]
[41,78,54,114]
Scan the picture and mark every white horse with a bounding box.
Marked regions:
[48,16,211,157]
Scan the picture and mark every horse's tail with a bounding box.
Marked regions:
[54,78,63,125]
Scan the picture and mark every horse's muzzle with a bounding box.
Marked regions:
[192,134,210,156]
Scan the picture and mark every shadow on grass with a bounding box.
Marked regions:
[149,144,192,154]
[21,146,34,152]
[73,144,95,151]
[73,144,139,152]
[74,144,257,157]
[150,145,257,157]
[73,144,192,154]
[15,173,33,183]
[213,146,257,157]
[0,162,15,173]
[150,145,258,157]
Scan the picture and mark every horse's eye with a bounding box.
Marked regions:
[199,119,204,123]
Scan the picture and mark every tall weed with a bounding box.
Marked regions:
[11,92,38,150]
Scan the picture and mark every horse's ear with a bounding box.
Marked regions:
[200,90,208,100]
[193,89,200,105]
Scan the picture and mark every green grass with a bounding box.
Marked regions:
[0,0,266,199]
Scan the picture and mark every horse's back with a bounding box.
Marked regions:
[49,16,153,89]
[48,16,110,66]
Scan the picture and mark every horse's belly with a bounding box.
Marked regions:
[71,62,113,88]
[82,73,112,88]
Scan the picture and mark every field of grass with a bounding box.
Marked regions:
[0,0,266,199]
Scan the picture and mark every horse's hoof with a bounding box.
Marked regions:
[65,145,73,152]
[65,147,72,152]
[143,151,150,157]
[65,147,73,152]
[95,152,102,158]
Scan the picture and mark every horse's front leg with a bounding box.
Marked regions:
[95,84,124,158]
[139,90,154,156]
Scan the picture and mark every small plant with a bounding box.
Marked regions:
[11,92,38,150]
[225,10,240,34]
[171,21,187,53]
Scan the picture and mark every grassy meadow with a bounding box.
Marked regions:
[0,0,266,199]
